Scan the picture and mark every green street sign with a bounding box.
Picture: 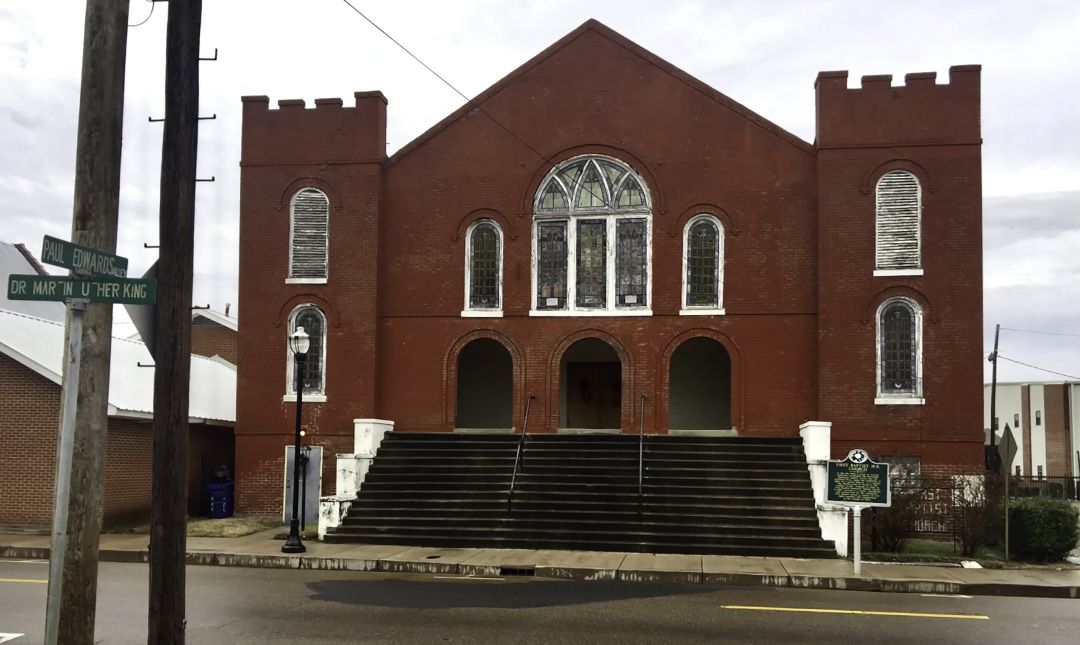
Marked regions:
[7,274,156,305]
[826,449,891,507]
[41,235,128,278]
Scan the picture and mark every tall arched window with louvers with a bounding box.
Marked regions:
[289,188,329,281]
[875,170,921,272]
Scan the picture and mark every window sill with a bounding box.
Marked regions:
[285,277,328,285]
[679,308,725,316]
[460,310,503,318]
[283,394,327,403]
[873,269,923,277]
[874,396,925,406]
[529,309,653,317]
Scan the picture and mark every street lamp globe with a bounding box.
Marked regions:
[289,326,310,356]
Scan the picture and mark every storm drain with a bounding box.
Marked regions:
[498,565,536,577]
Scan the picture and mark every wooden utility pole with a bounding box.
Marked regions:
[47,1,129,644]
[149,1,203,643]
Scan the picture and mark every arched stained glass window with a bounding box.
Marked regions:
[287,305,326,396]
[467,221,501,310]
[532,155,651,314]
[685,218,721,308]
[877,298,921,398]
[289,188,329,280]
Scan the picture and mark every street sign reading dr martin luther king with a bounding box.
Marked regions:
[7,274,156,305]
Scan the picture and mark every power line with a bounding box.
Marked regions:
[336,0,612,208]
[1000,327,1080,338]
[996,354,1080,380]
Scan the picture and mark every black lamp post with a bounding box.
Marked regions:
[282,325,310,554]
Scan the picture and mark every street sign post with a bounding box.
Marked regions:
[999,424,1018,562]
[827,449,892,575]
[7,274,155,305]
[41,234,128,277]
[4,236,151,645]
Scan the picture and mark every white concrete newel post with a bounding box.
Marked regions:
[318,418,395,539]
[799,421,848,557]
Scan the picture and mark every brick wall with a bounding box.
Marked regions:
[0,352,233,527]
[191,324,238,364]
[234,22,985,512]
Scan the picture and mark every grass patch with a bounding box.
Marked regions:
[863,538,1080,569]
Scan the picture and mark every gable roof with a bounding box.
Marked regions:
[0,241,65,322]
[192,308,238,331]
[0,309,235,424]
[387,19,813,165]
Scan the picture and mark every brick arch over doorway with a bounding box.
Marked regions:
[443,330,525,431]
[546,330,633,432]
[658,329,744,433]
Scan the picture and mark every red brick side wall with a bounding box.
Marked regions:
[0,353,61,525]
[191,325,238,364]
[0,353,233,526]
[1044,384,1070,477]
[815,68,984,467]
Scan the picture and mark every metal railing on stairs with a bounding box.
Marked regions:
[638,395,646,512]
[507,395,535,512]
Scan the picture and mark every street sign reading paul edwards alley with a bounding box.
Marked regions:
[5,236,155,306]
[827,449,891,507]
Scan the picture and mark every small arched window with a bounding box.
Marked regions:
[875,170,921,273]
[877,298,922,402]
[289,188,329,281]
[464,219,502,315]
[681,215,724,313]
[286,305,327,398]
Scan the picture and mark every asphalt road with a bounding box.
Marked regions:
[1,559,1078,644]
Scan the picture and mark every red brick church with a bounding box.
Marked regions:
[235,19,983,527]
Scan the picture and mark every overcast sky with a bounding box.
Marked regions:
[1,0,1078,383]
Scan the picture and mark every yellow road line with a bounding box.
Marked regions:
[721,605,989,621]
[0,577,48,584]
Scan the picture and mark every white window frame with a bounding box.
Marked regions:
[874,297,924,405]
[462,219,503,317]
[680,214,725,316]
[283,304,328,403]
[287,188,329,285]
[873,170,922,277]
[530,155,653,317]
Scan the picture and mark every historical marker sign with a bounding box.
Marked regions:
[826,449,891,507]
[40,234,128,278]
[7,274,156,306]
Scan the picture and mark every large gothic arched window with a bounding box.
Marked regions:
[532,155,651,315]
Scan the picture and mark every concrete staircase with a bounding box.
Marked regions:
[323,432,835,558]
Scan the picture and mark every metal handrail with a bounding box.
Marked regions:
[508,395,535,512]
[638,395,646,511]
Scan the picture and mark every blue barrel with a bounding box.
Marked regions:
[206,481,234,518]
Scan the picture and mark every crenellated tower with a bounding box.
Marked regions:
[814,67,983,470]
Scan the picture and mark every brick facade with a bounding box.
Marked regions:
[235,20,985,514]
[191,323,238,365]
[0,352,233,527]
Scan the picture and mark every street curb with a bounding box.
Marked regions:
[2,545,1077,599]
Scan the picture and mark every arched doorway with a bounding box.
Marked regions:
[455,338,513,429]
[669,337,731,430]
[559,338,622,429]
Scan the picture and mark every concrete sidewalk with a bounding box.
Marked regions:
[2,531,1078,599]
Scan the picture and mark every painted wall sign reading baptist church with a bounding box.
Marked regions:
[40,235,128,278]
[826,449,891,507]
